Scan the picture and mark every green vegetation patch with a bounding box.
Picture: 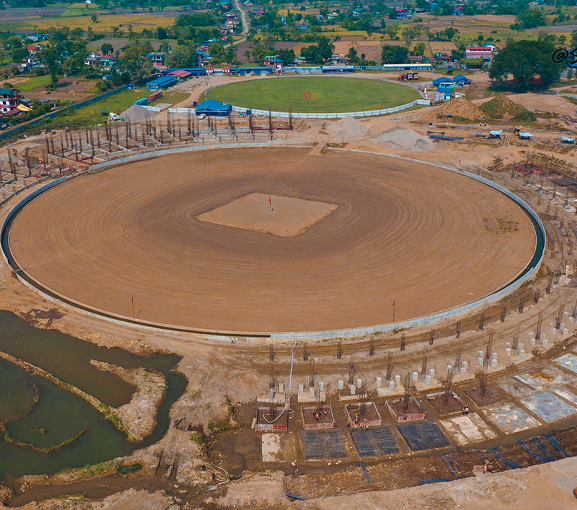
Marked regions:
[206,76,420,113]
[15,75,52,92]
[118,463,143,475]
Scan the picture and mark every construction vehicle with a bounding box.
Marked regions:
[398,72,419,81]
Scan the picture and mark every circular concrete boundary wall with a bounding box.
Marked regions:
[0,145,546,342]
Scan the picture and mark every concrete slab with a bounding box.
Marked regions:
[500,375,541,398]
[520,392,577,423]
[552,387,577,407]
[483,403,541,434]
[440,413,497,445]
[262,433,281,462]
[554,353,577,374]
[261,432,297,463]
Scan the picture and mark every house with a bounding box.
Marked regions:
[195,100,232,117]
[434,52,451,63]
[395,8,412,19]
[331,54,347,64]
[298,24,310,29]
[263,55,282,66]
[149,52,167,69]
[0,89,21,114]
[465,45,494,60]
[353,7,364,16]
[84,52,116,70]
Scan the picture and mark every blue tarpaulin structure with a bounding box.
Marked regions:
[453,74,472,84]
[519,132,533,139]
[562,136,575,143]
[432,77,454,87]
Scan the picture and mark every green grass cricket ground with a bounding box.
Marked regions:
[206,76,420,113]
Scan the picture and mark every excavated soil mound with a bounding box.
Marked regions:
[373,127,433,151]
[479,94,533,120]
[436,98,485,121]
[327,116,369,141]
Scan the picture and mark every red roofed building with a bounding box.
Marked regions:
[168,69,193,81]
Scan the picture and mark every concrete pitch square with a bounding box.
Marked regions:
[484,403,541,434]
[440,413,497,445]
[554,353,577,374]
[302,430,347,460]
[520,391,577,423]
[198,193,337,237]
[397,421,450,452]
[350,426,399,456]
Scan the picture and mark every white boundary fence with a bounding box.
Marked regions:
[168,107,196,114]
[231,99,431,119]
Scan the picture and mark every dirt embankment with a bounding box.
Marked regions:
[90,361,166,442]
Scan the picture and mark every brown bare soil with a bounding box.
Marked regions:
[9,147,535,334]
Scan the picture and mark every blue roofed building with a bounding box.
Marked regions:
[146,75,177,91]
[432,77,454,87]
[195,100,232,117]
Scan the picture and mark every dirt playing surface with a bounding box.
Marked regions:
[9,147,535,334]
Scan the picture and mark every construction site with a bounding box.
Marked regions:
[3,76,577,509]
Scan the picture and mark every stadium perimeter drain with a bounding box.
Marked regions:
[397,420,450,452]
[350,426,400,457]
[302,430,347,460]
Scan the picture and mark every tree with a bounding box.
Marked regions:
[91,14,98,23]
[101,43,114,55]
[572,30,577,48]
[381,44,409,64]
[489,40,564,91]
[166,45,195,68]
[277,48,295,65]
[514,9,546,29]
[412,42,426,56]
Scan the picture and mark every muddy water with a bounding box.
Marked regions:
[0,311,186,478]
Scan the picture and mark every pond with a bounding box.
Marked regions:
[0,311,186,478]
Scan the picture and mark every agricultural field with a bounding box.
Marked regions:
[11,75,52,92]
[35,88,188,131]
[1,12,176,33]
[206,76,420,113]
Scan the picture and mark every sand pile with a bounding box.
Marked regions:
[120,104,156,123]
[436,97,484,121]
[327,116,369,141]
[373,127,433,151]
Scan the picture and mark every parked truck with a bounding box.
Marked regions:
[398,72,419,81]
